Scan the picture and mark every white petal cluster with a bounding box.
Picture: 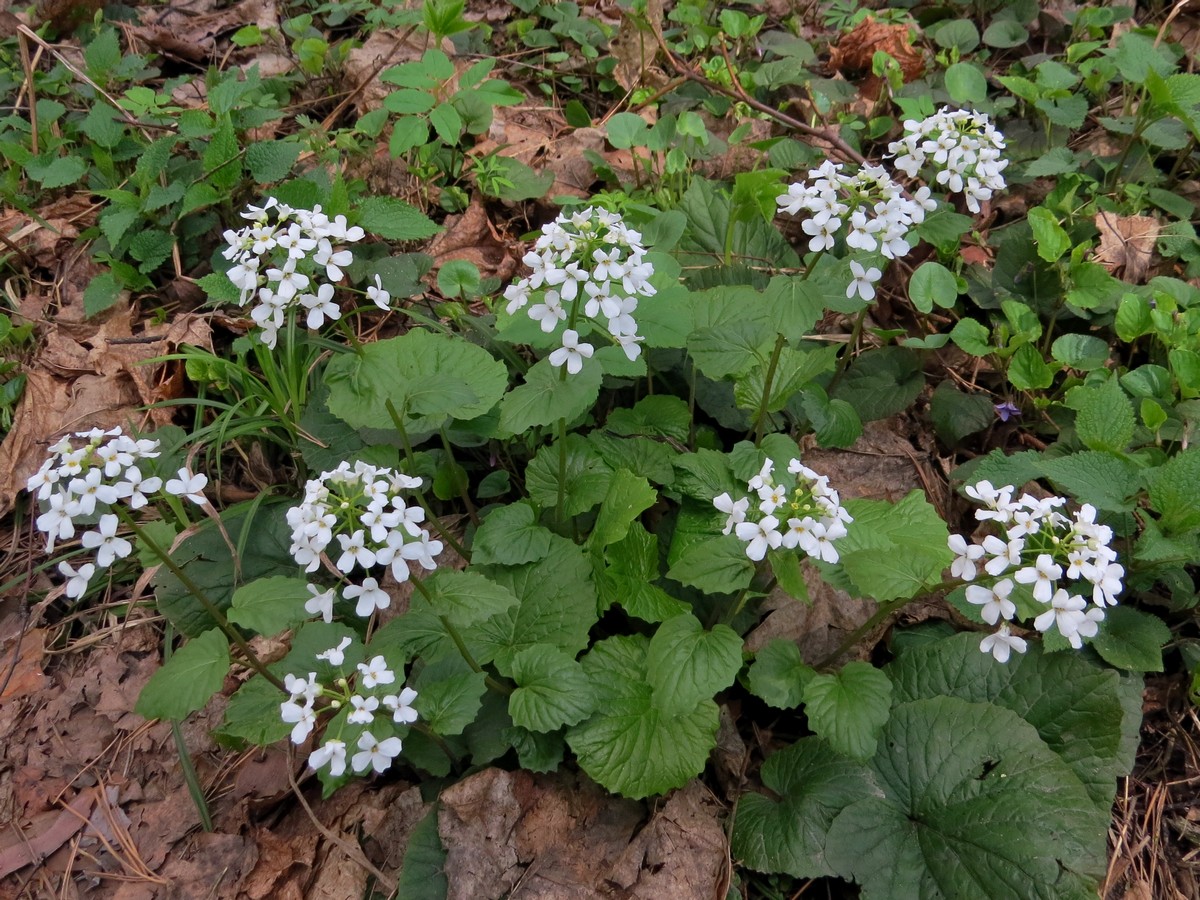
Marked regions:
[775,160,934,284]
[26,427,203,599]
[286,460,442,593]
[280,644,418,778]
[714,457,852,564]
[504,207,654,372]
[953,480,1122,662]
[888,107,1008,214]
[222,198,388,349]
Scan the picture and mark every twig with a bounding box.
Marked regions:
[286,751,397,892]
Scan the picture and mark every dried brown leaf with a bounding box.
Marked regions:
[1094,212,1159,284]
[828,17,924,100]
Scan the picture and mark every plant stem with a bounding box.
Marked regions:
[815,596,910,670]
[117,509,284,691]
[438,428,480,526]
[383,399,472,563]
[751,334,787,446]
[556,414,569,526]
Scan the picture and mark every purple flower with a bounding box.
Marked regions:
[994,400,1020,422]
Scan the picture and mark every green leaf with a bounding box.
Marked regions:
[390,116,431,155]
[732,738,876,879]
[889,633,1142,813]
[949,318,994,356]
[1024,147,1079,177]
[802,662,892,760]
[154,501,298,637]
[908,262,959,313]
[1039,452,1141,513]
[801,388,862,448]
[831,348,924,421]
[930,382,994,445]
[672,449,738,500]
[1092,606,1171,673]
[1051,334,1110,371]
[1008,343,1056,391]
[567,635,719,799]
[218,676,291,746]
[983,19,1028,48]
[825,697,1108,898]
[324,329,507,433]
[1074,376,1134,452]
[666,534,755,595]
[129,229,175,273]
[227,576,313,635]
[80,105,126,148]
[413,660,487,736]
[429,102,463,143]
[588,469,657,549]
[498,357,602,433]
[472,537,598,674]
[83,272,125,318]
[436,259,481,298]
[1027,207,1071,262]
[202,119,241,191]
[525,434,613,516]
[411,569,520,628]
[136,628,230,720]
[357,196,441,240]
[1146,448,1200,533]
[944,62,989,105]
[470,502,553,566]
[245,140,301,183]
[646,614,743,715]
[397,808,449,900]
[735,346,838,414]
[687,320,775,379]
[606,395,691,443]
[508,645,597,731]
[760,275,826,342]
[25,153,87,189]
[829,491,953,601]
[748,638,814,709]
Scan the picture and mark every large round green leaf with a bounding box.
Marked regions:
[323,329,507,434]
[825,697,1106,899]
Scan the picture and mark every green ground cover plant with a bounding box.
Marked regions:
[6,0,1200,896]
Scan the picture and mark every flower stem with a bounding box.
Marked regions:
[383,399,471,563]
[751,334,787,446]
[117,508,284,691]
[815,596,910,670]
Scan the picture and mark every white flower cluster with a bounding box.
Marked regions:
[951,480,1123,663]
[714,457,852,563]
[281,642,418,777]
[27,427,208,599]
[503,206,655,372]
[222,198,390,349]
[286,461,442,603]
[775,161,936,301]
[888,107,1008,214]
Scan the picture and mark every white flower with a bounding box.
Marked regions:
[81,514,132,568]
[713,492,749,535]
[383,686,419,724]
[316,636,352,666]
[948,534,984,580]
[344,577,390,618]
[351,730,403,774]
[347,694,379,725]
[548,329,594,375]
[357,655,395,689]
[367,275,391,310]
[59,560,95,599]
[309,738,347,776]
[965,579,1016,626]
[981,535,1022,576]
[118,466,162,509]
[336,530,377,574]
[980,624,1027,663]
[1033,589,1088,637]
[1089,563,1124,608]
[528,292,567,333]
[1014,554,1062,604]
[305,584,337,623]
[165,468,208,505]
[735,515,783,561]
[847,260,882,301]
[280,700,317,744]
